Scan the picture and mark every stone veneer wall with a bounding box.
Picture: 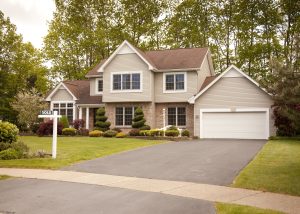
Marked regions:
[105,102,155,133]
[155,103,194,136]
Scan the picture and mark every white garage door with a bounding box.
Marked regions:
[201,111,268,139]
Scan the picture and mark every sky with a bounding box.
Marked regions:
[0,0,56,48]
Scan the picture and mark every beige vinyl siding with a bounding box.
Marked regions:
[154,71,198,103]
[102,53,152,102]
[90,78,96,96]
[51,89,73,101]
[194,77,275,137]
[197,55,212,91]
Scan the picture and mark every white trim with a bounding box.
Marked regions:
[163,72,187,93]
[98,40,155,72]
[45,82,77,101]
[76,104,104,107]
[110,71,143,93]
[95,77,103,95]
[79,107,82,119]
[189,65,270,104]
[199,107,270,139]
[86,107,89,129]
[155,68,200,72]
[51,101,76,121]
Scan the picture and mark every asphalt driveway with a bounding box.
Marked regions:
[66,139,266,185]
[0,178,215,214]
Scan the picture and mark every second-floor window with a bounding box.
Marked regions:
[96,78,103,94]
[112,72,141,91]
[164,72,186,93]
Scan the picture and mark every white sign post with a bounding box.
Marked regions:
[38,110,61,159]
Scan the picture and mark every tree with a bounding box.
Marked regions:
[263,62,300,136]
[132,107,147,129]
[60,116,69,128]
[11,89,47,129]
[95,107,111,131]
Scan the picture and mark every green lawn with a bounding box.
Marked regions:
[216,203,283,214]
[0,175,11,180]
[0,136,166,169]
[233,139,300,196]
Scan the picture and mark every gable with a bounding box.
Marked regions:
[51,88,74,101]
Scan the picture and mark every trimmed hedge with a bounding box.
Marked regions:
[129,129,140,136]
[78,128,89,136]
[95,107,111,131]
[140,130,151,136]
[116,132,127,138]
[103,130,117,137]
[62,128,77,136]
[165,130,180,137]
[0,121,19,143]
[181,129,190,137]
[112,127,122,133]
[89,130,103,137]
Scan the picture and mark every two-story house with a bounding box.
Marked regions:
[45,40,275,139]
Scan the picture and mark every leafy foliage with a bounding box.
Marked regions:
[0,121,19,143]
[60,115,69,128]
[95,107,111,131]
[72,119,85,130]
[103,130,117,137]
[165,130,180,137]
[116,132,127,138]
[181,129,190,137]
[0,141,29,160]
[129,129,140,136]
[62,128,77,136]
[36,120,63,136]
[132,107,147,129]
[89,130,103,137]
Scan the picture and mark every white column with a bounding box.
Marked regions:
[73,104,76,121]
[79,107,82,119]
[86,107,89,130]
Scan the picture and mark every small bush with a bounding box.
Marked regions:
[89,130,103,137]
[78,128,89,136]
[60,115,69,128]
[112,127,122,133]
[0,148,19,160]
[116,132,127,138]
[37,120,63,136]
[181,129,190,137]
[72,119,85,130]
[103,130,117,137]
[140,125,151,130]
[0,121,19,143]
[0,142,11,152]
[165,130,180,137]
[30,123,40,134]
[140,130,151,136]
[167,125,178,131]
[95,107,111,131]
[62,128,77,136]
[129,129,140,136]
[149,129,160,136]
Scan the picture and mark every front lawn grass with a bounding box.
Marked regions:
[0,175,11,180]
[216,203,283,214]
[233,139,300,196]
[0,136,166,169]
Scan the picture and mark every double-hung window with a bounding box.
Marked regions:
[112,72,141,91]
[164,72,186,92]
[96,77,103,94]
[167,107,186,126]
[115,106,137,126]
[52,102,74,122]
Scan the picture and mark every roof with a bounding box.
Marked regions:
[188,65,271,104]
[86,41,209,77]
[46,80,102,104]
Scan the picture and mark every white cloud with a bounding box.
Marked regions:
[0,0,55,48]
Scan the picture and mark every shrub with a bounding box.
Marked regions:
[62,128,77,136]
[149,129,162,136]
[129,129,140,136]
[0,121,19,143]
[60,115,69,128]
[132,107,148,129]
[140,125,151,130]
[95,107,111,131]
[72,119,85,130]
[30,123,40,134]
[140,130,150,136]
[0,148,19,160]
[165,130,180,137]
[78,128,89,136]
[167,125,178,131]
[89,130,103,137]
[116,132,127,138]
[10,141,29,158]
[181,129,190,137]
[103,130,117,137]
[112,127,122,133]
[158,130,165,136]
[36,120,63,136]
[0,142,11,152]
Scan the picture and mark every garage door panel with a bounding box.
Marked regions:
[202,112,267,139]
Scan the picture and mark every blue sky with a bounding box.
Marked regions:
[0,0,55,48]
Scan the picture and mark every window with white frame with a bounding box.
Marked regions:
[52,102,74,122]
[96,78,103,94]
[164,72,186,92]
[112,72,141,91]
[167,107,186,126]
[115,106,138,126]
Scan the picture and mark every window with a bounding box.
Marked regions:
[164,73,186,92]
[96,78,103,94]
[52,102,74,122]
[112,73,141,91]
[167,107,186,126]
[115,106,137,126]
